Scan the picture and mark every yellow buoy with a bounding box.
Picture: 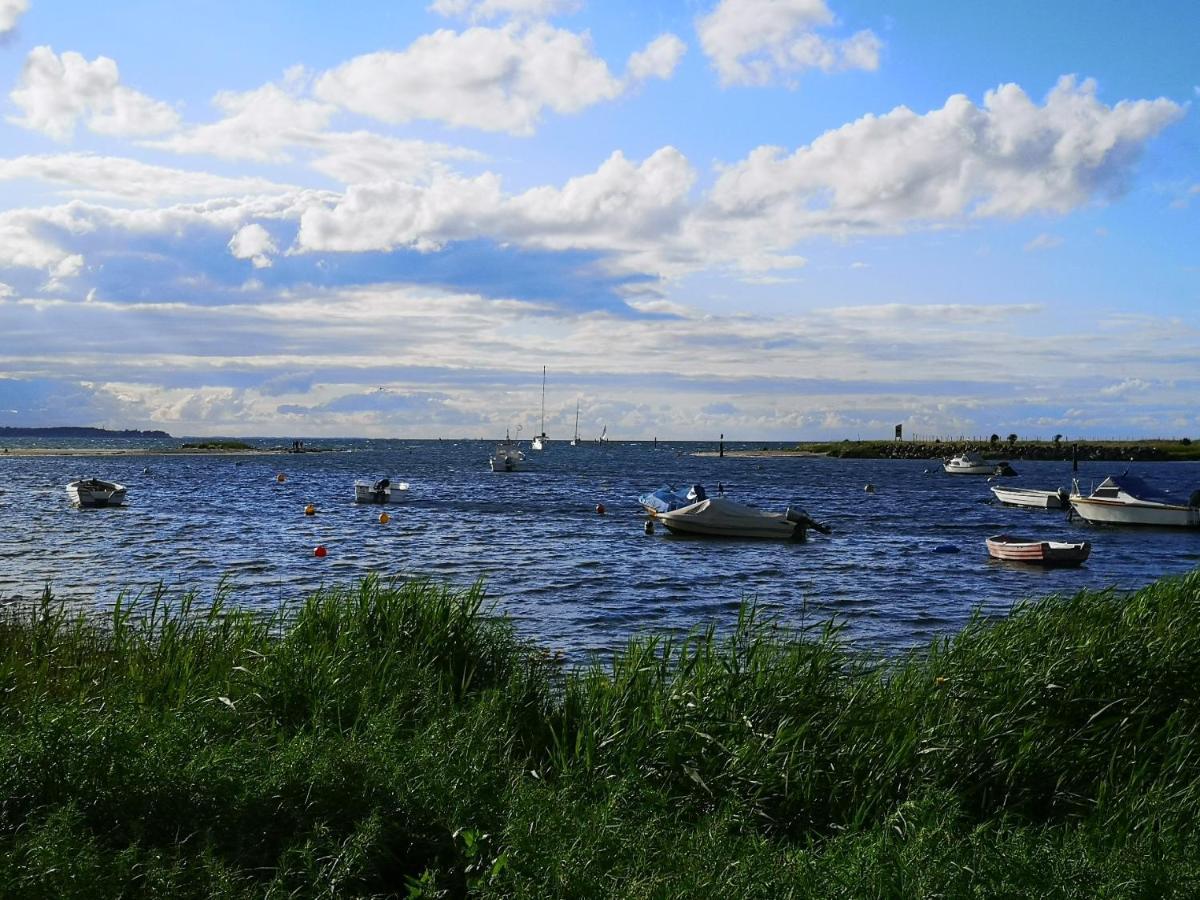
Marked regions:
[378,512,390,524]
[276,473,286,483]
[304,503,316,516]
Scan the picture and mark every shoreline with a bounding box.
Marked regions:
[0,447,331,458]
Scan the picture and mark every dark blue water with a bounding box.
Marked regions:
[2,439,1198,657]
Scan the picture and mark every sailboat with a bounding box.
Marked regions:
[569,402,580,446]
[531,367,548,450]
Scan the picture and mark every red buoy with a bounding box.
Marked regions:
[595,503,606,515]
[314,545,327,558]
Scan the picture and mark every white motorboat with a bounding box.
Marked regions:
[944,450,1007,475]
[531,366,548,450]
[1069,474,1200,527]
[67,478,127,507]
[990,485,1069,509]
[489,432,526,472]
[354,477,408,503]
[656,497,829,540]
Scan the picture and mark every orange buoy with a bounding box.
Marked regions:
[595,503,606,515]
[314,545,327,558]
[304,503,316,516]
[276,473,286,483]
[378,512,390,524]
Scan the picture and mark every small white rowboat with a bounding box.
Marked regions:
[990,485,1069,509]
[985,534,1090,566]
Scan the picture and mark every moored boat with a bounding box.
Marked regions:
[944,450,1008,475]
[66,478,127,507]
[1069,474,1200,527]
[354,478,408,503]
[990,485,1069,509]
[656,497,829,540]
[985,534,1091,566]
[489,432,526,472]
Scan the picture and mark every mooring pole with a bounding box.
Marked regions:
[719,433,724,457]
[1072,443,1078,472]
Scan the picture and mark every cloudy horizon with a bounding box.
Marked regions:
[0,1,1196,440]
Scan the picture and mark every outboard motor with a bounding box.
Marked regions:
[372,477,390,503]
[785,506,831,541]
[686,484,707,502]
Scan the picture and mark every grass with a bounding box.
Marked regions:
[1,571,1199,897]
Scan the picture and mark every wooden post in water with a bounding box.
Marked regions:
[1072,443,1078,472]
[719,433,724,457]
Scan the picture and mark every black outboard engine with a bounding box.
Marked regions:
[785,506,831,541]
[372,478,390,503]
[686,484,707,502]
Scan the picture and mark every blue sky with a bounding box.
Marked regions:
[0,0,1196,439]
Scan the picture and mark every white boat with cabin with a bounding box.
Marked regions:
[656,497,829,540]
[944,450,1007,475]
[990,485,1069,510]
[354,477,408,503]
[67,478,127,507]
[1069,474,1200,527]
[489,431,526,472]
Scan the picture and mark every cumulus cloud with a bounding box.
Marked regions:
[295,146,696,268]
[147,79,335,162]
[705,77,1183,241]
[696,0,881,86]
[314,23,627,134]
[0,0,29,36]
[428,0,580,20]
[627,33,687,82]
[228,224,278,268]
[8,46,180,141]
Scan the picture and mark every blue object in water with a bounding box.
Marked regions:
[931,544,960,554]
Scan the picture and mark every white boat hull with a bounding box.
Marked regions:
[991,486,1068,509]
[656,497,814,540]
[67,480,127,507]
[1069,497,1199,527]
[354,480,408,503]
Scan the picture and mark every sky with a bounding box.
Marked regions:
[0,0,1196,440]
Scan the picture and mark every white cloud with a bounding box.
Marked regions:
[428,0,580,20]
[8,46,180,141]
[696,0,880,86]
[1024,233,1063,252]
[228,224,278,268]
[0,153,298,204]
[627,34,687,82]
[0,0,28,36]
[314,23,626,135]
[295,147,697,267]
[147,81,335,162]
[705,77,1182,242]
[1099,378,1151,396]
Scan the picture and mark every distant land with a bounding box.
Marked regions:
[0,426,172,438]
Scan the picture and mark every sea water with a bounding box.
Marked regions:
[1,439,1197,658]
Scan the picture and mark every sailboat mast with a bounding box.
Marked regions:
[540,366,546,435]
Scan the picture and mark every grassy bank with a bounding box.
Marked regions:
[2,573,1199,897]
[794,438,1200,461]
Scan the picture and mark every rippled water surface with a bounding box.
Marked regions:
[2,439,1198,657]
